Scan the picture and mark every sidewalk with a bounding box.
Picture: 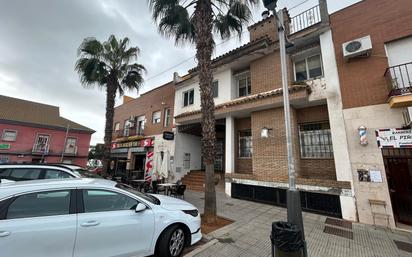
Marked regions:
[184,190,412,257]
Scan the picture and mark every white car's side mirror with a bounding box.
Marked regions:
[135,203,146,213]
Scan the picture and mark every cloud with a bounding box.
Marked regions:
[0,0,360,144]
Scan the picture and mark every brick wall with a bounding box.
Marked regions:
[250,51,294,94]
[330,0,412,109]
[113,82,175,137]
[250,107,301,181]
[248,16,278,42]
[234,117,252,174]
[296,105,336,180]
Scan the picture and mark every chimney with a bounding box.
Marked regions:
[173,72,182,83]
[123,95,134,104]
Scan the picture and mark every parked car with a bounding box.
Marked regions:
[0,178,201,257]
[0,164,101,181]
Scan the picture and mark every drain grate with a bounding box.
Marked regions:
[325,218,352,230]
[394,240,412,253]
[323,226,353,240]
[225,203,234,206]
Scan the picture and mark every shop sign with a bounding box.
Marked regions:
[112,138,153,149]
[163,131,174,141]
[376,128,412,148]
[0,143,10,150]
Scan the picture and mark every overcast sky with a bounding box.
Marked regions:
[0,0,361,145]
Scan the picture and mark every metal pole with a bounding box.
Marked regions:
[60,124,70,162]
[273,9,307,256]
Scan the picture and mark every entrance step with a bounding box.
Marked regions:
[181,170,205,192]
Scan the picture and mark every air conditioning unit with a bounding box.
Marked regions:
[342,35,372,62]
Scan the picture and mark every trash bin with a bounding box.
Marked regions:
[270,221,304,257]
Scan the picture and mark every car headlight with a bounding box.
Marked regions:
[182,209,199,217]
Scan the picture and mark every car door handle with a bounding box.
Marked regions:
[0,231,10,237]
[81,221,100,227]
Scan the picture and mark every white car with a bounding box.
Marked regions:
[0,178,201,257]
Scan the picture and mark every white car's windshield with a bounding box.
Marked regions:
[115,183,160,205]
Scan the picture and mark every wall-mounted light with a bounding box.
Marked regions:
[261,127,272,138]
[358,126,368,146]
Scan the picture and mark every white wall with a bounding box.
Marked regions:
[343,104,406,228]
[320,29,357,221]
[173,132,202,182]
[174,69,234,117]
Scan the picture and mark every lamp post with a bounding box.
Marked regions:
[262,0,307,256]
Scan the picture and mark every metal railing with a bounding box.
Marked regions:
[32,143,49,154]
[289,5,321,34]
[385,62,412,97]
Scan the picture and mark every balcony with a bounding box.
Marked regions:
[114,128,144,139]
[32,143,49,155]
[289,5,321,35]
[385,62,412,107]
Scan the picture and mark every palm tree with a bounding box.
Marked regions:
[149,0,258,224]
[75,35,146,175]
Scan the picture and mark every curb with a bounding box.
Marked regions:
[184,239,219,257]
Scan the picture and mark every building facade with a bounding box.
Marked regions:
[330,0,412,228]
[0,95,94,166]
[172,0,357,219]
[111,82,175,181]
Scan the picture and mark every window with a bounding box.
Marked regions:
[33,134,49,153]
[183,89,194,107]
[1,168,42,181]
[2,130,17,142]
[7,190,71,219]
[299,122,333,158]
[82,190,138,213]
[212,81,219,98]
[44,169,72,179]
[114,122,120,131]
[237,73,251,97]
[64,138,77,154]
[0,156,9,164]
[164,108,171,127]
[294,54,323,81]
[136,116,145,135]
[152,111,161,124]
[239,130,252,158]
[123,120,131,136]
[183,153,191,169]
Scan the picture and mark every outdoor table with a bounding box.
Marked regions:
[157,183,177,195]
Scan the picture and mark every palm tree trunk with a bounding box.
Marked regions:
[194,0,217,225]
[102,76,117,176]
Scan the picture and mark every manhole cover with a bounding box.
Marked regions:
[325,218,352,230]
[394,240,412,253]
[323,226,353,240]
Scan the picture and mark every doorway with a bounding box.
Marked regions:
[383,149,412,225]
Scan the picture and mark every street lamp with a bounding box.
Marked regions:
[262,0,307,256]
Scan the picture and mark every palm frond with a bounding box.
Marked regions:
[158,4,195,44]
[75,57,108,87]
[77,37,104,58]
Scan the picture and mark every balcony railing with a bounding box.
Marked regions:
[289,5,321,35]
[114,128,144,139]
[32,143,49,154]
[385,62,412,97]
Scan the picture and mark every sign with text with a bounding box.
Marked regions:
[0,143,10,150]
[112,138,153,149]
[163,131,174,141]
[376,128,412,148]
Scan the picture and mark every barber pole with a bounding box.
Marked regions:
[145,151,154,182]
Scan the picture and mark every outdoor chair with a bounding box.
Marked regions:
[152,180,166,194]
[170,185,186,199]
[141,181,153,193]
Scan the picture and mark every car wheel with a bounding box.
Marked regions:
[158,225,186,257]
